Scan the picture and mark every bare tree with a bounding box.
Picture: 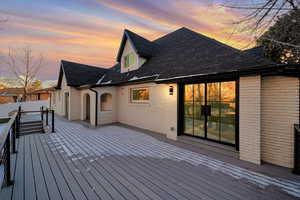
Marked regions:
[221,0,299,46]
[1,46,44,101]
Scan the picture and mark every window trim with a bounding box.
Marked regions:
[130,87,150,103]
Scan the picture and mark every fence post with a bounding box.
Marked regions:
[294,125,300,175]
[3,134,12,187]
[16,107,21,138]
[46,108,49,126]
[52,110,55,133]
[41,106,44,121]
[12,122,16,154]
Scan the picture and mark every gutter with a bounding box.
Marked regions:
[89,88,98,127]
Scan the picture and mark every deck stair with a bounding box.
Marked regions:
[19,120,44,135]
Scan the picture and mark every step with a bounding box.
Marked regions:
[20,125,43,131]
[20,122,43,127]
[20,120,43,125]
[19,129,44,135]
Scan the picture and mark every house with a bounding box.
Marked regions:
[26,87,54,102]
[0,88,24,104]
[51,27,300,169]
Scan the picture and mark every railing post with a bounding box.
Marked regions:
[52,110,55,133]
[16,108,20,138]
[46,108,49,126]
[12,122,16,154]
[294,125,300,175]
[3,134,12,187]
[41,106,44,121]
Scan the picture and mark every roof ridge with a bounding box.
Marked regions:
[124,29,153,43]
[154,27,240,52]
[61,60,108,70]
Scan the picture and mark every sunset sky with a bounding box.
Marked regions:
[0,0,255,80]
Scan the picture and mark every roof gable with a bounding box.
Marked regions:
[116,29,154,62]
[56,60,108,88]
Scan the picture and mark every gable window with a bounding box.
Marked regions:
[124,53,136,68]
[130,88,149,103]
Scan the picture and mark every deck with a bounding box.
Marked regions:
[1,116,300,200]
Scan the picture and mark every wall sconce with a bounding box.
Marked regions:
[169,86,174,95]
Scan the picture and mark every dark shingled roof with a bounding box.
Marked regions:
[100,27,275,84]
[57,60,108,88]
[116,29,155,62]
[57,27,284,88]
[244,46,265,58]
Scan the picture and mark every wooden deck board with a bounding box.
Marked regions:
[32,135,62,200]
[52,142,100,200]
[36,136,75,200]
[1,117,299,200]
[30,135,49,200]
[12,136,25,200]
[42,136,89,200]
[25,136,37,200]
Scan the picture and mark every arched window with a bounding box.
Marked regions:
[100,93,112,111]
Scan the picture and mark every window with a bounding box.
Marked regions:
[124,53,136,68]
[130,88,149,103]
[101,93,112,111]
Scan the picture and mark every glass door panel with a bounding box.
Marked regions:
[207,83,221,141]
[184,85,193,135]
[207,101,220,141]
[220,82,236,144]
[220,103,235,144]
[193,84,205,137]
[182,81,237,146]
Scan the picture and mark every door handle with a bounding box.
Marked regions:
[201,105,206,116]
[201,105,211,116]
[206,105,211,116]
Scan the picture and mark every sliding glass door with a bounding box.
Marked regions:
[183,81,237,146]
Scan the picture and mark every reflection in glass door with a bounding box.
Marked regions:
[183,81,236,146]
[184,84,205,137]
[193,84,205,137]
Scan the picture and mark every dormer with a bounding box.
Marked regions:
[116,29,154,73]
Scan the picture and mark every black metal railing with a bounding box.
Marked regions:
[0,112,18,187]
[0,106,55,188]
[294,124,300,175]
[19,106,55,134]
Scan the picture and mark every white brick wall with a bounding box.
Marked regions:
[239,76,261,164]
[261,76,299,168]
[116,83,178,140]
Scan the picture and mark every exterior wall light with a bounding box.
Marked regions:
[169,86,174,95]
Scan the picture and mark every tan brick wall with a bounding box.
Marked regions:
[239,75,261,164]
[261,76,299,168]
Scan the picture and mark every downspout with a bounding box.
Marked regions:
[89,88,98,126]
